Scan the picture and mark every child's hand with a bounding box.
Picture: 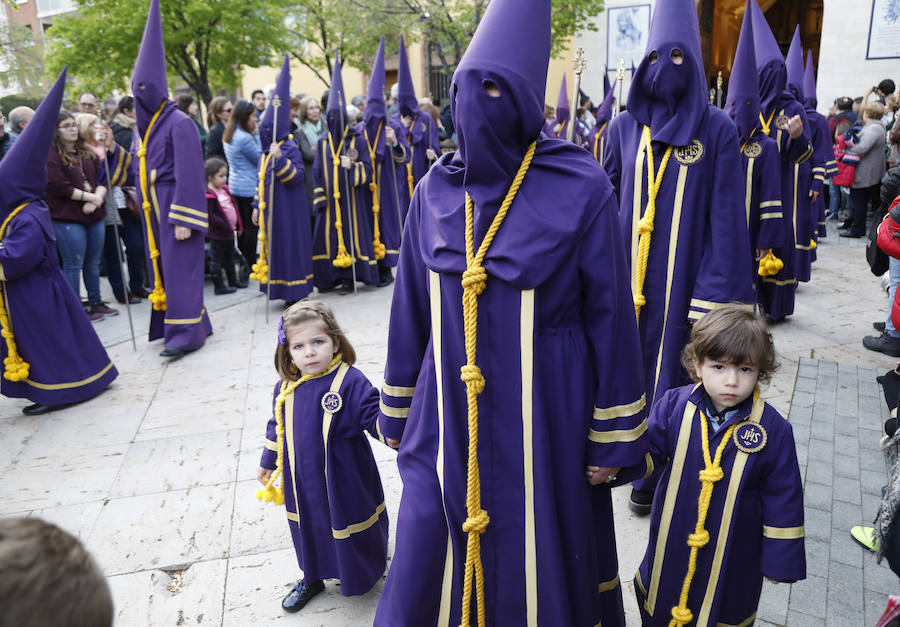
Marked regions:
[257,466,273,486]
[765,577,778,584]
[426,148,438,161]
[340,155,351,169]
[174,225,191,241]
[269,142,282,159]
[252,208,259,226]
[385,437,401,450]
[585,465,621,485]
[385,126,397,146]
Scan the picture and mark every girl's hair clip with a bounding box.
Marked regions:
[277,316,286,345]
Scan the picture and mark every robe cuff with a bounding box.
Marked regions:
[825,159,838,176]
[169,204,209,230]
[259,447,277,470]
[379,383,414,441]
[586,394,648,467]
[687,299,752,322]
[759,199,783,221]
[794,143,813,165]
[761,524,806,582]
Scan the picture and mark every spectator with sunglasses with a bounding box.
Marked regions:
[205,96,232,160]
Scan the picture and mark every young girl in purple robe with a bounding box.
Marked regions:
[635,304,805,626]
[256,299,388,613]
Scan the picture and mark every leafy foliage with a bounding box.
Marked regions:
[44,0,290,104]
[0,11,44,96]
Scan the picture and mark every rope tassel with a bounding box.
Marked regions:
[138,101,169,312]
[0,203,31,381]
[457,142,535,627]
[328,132,353,269]
[366,122,386,260]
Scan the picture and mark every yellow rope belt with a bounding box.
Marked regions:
[759,110,775,137]
[0,202,31,381]
[327,130,353,268]
[251,138,286,284]
[668,396,750,627]
[458,141,536,627]
[406,113,418,199]
[593,121,608,161]
[138,100,169,311]
[366,121,386,260]
[633,127,673,319]
[257,353,344,506]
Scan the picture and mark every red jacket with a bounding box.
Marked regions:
[877,196,900,330]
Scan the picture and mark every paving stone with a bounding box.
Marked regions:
[792,391,815,408]
[860,453,886,473]
[796,443,809,468]
[792,423,812,445]
[804,507,832,542]
[833,453,861,479]
[865,587,892,627]
[861,469,887,496]
[827,561,864,606]
[809,438,834,461]
[794,376,817,394]
[788,574,828,618]
[804,537,830,576]
[757,578,789,625]
[790,406,813,426]
[863,555,898,596]
[830,529,864,568]
[834,416,860,436]
[833,477,862,505]
[812,408,836,426]
[805,482,834,511]
[830,500,863,532]
[787,609,827,627]
[826,601,866,627]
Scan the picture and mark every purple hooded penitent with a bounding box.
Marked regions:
[726,0,761,143]
[603,67,612,101]
[785,25,805,104]
[588,76,617,165]
[627,0,707,146]
[0,67,118,406]
[750,0,788,117]
[363,36,411,268]
[803,48,835,242]
[256,54,314,302]
[396,36,418,118]
[124,0,211,350]
[311,58,379,289]
[374,0,648,625]
[803,49,818,108]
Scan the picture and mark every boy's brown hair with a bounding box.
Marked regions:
[0,517,113,627]
[274,298,356,380]
[681,304,778,384]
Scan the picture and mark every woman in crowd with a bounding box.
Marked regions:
[46,111,116,320]
[205,96,232,160]
[177,94,207,153]
[108,96,135,150]
[223,99,261,266]
[841,102,887,238]
[296,95,324,215]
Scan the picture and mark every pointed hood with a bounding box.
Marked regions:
[628,0,708,146]
[803,49,817,108]
[785,25,805,103]
[749,0,787,115]
[556,74,570,123]
[450,0,550,209]
[725,0,761,142]
[396,36,418,117]
[595,76,618,126]
[132,0,170,133]
[259,54,292,146]
[364,36,387,140]
[0,67,67,216]
[325,57,347,140]
[603,68,612,100]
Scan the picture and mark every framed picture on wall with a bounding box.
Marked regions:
[866,0,900,59]
[607,5,651,70]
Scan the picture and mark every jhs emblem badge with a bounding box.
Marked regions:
[775,114,791,131]
[674,139,704,165]
[732,422,767,454]
[743,141,762,158]
[321,391,343,413]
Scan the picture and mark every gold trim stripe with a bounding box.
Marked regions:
[286,510,299,522]
[332,501,386,539]
[267,275,313,286]
[380,400,409,419]
[744,157,753,226]
[170,204,208,218]
[598,574,620,594]
[382,382,416,397]
[760,212,783,220]
[762,525,804,540]
[24,361,114,390]
[521,289,538,626]
[276,162,292,176]
[593,394,646,420]
[589,419,647,443]
[264,439,278,452]
[641,451,655,480]
[280,169,297,182]
[761,277,797,286]
[716,613,756,627]
[322,363,350,484]
[165,308,207,325]
[759,200,782,208]
[169,214,208,228]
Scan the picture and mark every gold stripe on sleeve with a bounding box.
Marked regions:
[762,525,804,540]
[593,394,646,420]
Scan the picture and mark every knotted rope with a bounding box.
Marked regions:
[251,150,274,284]
[256,353,344,506]
[137,100,169,311]
[0,202,30,381]
[633,126,673,319]
[326,129,353,268]
[458,141,536,627]
[365,122,386,260]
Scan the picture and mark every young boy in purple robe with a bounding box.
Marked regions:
[0,68,118,416]
[602,0,754,514]
[545,74,589,147]
[252,55,314,304]
[256,299,388,613]
[390,36,440,205]
[363,37,412,287]
[635,304,805,627]
[113,0,212,359]
[311,59,379,293]
[725,0,784,291]
[375,1,648,625]
[803,49,837,241]
[749,0,814,320]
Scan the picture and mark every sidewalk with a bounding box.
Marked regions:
[0,227,896,625]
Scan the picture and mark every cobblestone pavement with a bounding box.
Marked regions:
[0,225,896,625]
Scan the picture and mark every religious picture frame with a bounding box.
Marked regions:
[866,0,900,60]
[607,5,651,70]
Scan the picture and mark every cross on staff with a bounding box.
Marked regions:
[567,47,586,143]
[615,58,626,118]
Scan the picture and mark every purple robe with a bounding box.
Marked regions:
[390,111,439,201]
[311,128,379,288]
[260,362,388,595]
[588,120,611,166]
[807,108,835,241]
[375,139,648,626]
[255,140,314,301]
[361,118,411,268]
[756,98,814,319]
[0,201,118,405]
[603,107,754,410]
[740,133,784,292]
[635,384,805,626]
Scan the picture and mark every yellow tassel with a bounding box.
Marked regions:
[810,238,817,250]
[457,142,535,627]
[0,225,31,381]
[327,131,354,269]
[365,123,387,261]
[138,101,169,312]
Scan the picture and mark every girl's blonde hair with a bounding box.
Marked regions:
[274,298,356,380]
[74,113,99,145]
[865,101,885,121]
[681,304,778,384]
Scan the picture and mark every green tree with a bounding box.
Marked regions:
[0,13,44,96]
[44,0,289,105]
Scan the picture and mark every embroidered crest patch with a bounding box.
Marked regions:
[775,114,791,130]
[743,141,762,158]
[674,139,704,165]
[732,422,767,454]
[321,391,343,413]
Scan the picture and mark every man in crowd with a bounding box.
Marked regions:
[251,89,267,117]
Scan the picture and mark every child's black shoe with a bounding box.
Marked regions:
[282,579,324,613]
